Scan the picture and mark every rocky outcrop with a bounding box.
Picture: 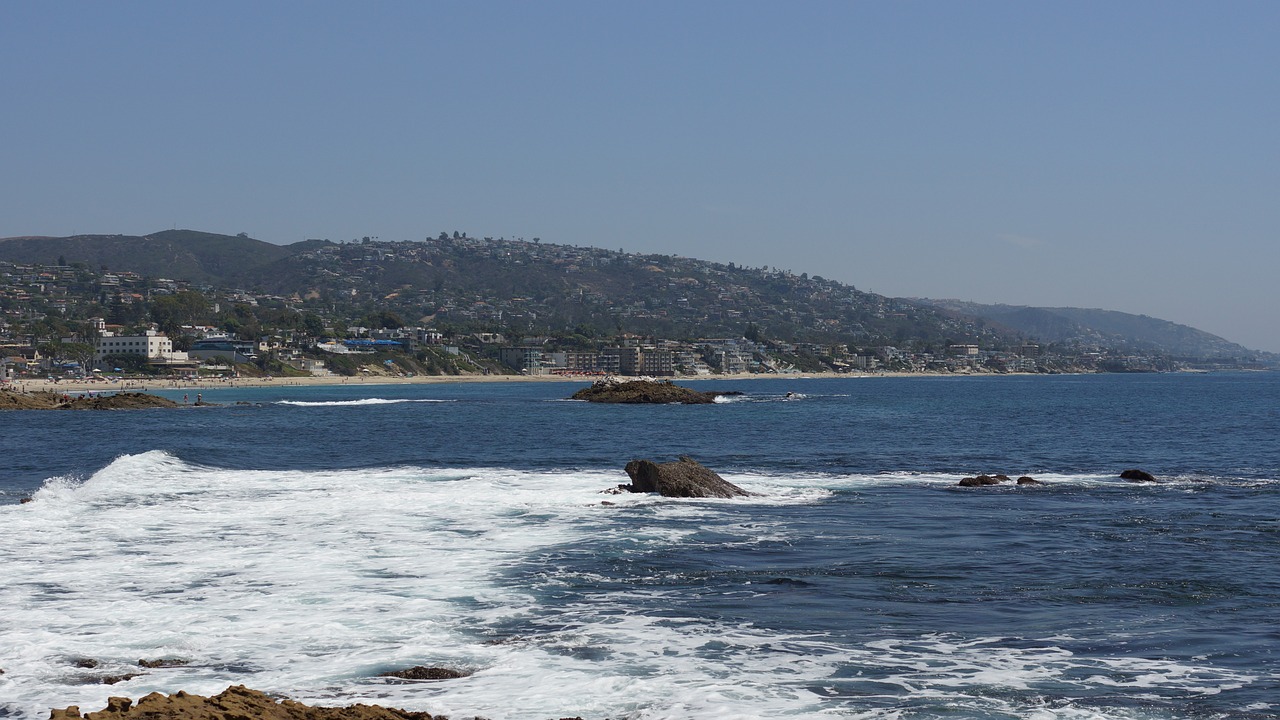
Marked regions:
[570,378,739,404]
[379,666,469,681]
[620,456,751,498]
[50,685,438,720]
[1120,469,1158,482]
[0,390,181,410]
[958,473,1044,487]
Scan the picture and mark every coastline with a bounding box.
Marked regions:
[1,369,1049,394]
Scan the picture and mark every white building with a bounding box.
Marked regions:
[95,329,189,364]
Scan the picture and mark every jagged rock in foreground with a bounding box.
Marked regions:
[570,378,739,404]
[49,685,438,720]
[0,390,181,411]
[1120,469,1158,482]
[620,456,752,498]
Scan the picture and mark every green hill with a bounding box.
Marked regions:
[0,229,295,283]
[919,300,1253,360]
[1,229,1264,360]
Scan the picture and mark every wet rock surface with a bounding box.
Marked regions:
[0,390,181,410]
[570,378,739,404]
[380,665,470,680]
[49,685,439,720]
[620,456,752,498]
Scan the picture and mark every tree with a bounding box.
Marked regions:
[301,313,326,338]
[150,291,210,337]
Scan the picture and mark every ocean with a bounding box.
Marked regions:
[1,373,1278,719]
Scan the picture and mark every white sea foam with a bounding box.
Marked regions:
[274,398,455,406]
[0,454,1255,719]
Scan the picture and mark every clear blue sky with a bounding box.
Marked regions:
[3,2,1278,351]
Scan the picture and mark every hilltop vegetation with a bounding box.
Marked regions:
[0,228,1271,366]
[919,300,1254,360]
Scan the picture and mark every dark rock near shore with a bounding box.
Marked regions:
[1017,476,1043,485]
[621,456,751,498]
[0,390,180,411]
[49,685,440,720]
[380,665,470,681]
[570,378,739,404]
[1120,469,1158,482]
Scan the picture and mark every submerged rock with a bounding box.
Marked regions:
[958,475,1002,487]
[570,377,739,404]
[379,665,469,680]
[1016,476,1043,485]
[49,685,438,720]
[138,658,189,669]
[1120,469,1158,482]
[620,456,751,498]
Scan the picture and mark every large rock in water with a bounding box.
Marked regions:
[622,456,751,498]
[1120,468,1158,482]
[0,390,181,411]
[570,378,738,404]
[49,685,437,720]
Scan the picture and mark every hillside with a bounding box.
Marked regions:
[919,300,1253,360]
[0,230,295,283]
[1,230,1264,361]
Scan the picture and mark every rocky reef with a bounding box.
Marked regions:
[49,686,438,720]
[0,390,182,411]
[570,377,740,404]
[956,474,1043,487]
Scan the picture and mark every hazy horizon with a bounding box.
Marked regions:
[4,2,1278,351]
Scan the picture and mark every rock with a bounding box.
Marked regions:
[621,456,751,498]
[957,475,1001,487]
[138,658,188,668]
[1016,476,1043,485]
[50,685,439,720]
[0,390,180,411]
[570,377,739,404]
[380,666,469,681]
[993,474,1011,482]
[1120,469,1158,482]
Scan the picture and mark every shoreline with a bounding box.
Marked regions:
[0,369,1065,394]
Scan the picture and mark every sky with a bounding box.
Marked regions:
[3,2,1278,351]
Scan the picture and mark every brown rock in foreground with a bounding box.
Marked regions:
[570,378,739,404]
[621,456,752,498]
[49,685,437,720]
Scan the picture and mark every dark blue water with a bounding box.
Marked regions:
[3,372,1279,718]
[4,373,1277,491]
